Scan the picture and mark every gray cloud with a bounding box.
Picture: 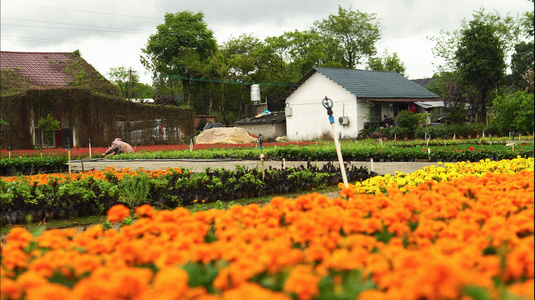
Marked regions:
[1,0,532,82]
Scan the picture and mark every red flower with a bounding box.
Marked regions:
[467,146,474,151]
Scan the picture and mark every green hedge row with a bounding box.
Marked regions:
[359,124,500,140]
[111,143,534,162]
[0,157,68,176]
[0,163,372,225]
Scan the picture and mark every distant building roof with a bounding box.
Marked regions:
[0,51,118,95]
[279,67,440,102]
[235,111,286,125]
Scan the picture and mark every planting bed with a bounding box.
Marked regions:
[1,158,533,299]
[0,162,373,225]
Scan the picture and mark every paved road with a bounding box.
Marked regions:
[70,158,439,175]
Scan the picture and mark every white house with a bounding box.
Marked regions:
[279,67,440,141]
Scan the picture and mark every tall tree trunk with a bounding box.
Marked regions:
[221,83,227,124]
[239,83,244,118]
[208,81,213,115]
[477,89,487,123]
[188,78,193,107]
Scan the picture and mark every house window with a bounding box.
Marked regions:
[34,128,54,147]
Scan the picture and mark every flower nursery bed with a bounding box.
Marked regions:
[0,162,373,225]
[0,157,68,176]
[1,158,533,299]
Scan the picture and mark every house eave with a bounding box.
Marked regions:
[361,98,440,102]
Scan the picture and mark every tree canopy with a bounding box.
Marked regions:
[313,6,381,69]
[455,17,506,122]
[367,50,407,77]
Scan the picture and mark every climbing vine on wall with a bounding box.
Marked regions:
[1,88,194,149]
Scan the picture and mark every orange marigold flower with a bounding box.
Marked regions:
[140,266,188,299]
[5,227,34,249]
[223,282,292,300]
[0,278,22,300]
[25,282,72,300]
[135,204,156,219]
[106,204,130,223]
[283,265,320,300]
[340,187,356,199]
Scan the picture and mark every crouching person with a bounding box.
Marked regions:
[102,138,134,157]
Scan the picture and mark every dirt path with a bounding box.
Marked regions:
[71,158,439,176]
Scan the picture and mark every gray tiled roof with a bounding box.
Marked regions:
[315,67,439,99]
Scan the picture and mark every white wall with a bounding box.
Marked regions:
[285,73,362,141]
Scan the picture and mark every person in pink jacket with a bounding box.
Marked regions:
[102,138,134,157]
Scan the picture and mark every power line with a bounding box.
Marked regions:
[2,23,150,35]
[2,36,143,48]
[2,2,162,20]
[157,73,294,87]
[2,17,154,34]
[130,71,294,87]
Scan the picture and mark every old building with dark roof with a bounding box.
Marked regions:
[1,51,193,149]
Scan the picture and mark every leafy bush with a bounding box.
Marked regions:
[395,111,419,138]
[492,91,534,135]
[118,174,151,208]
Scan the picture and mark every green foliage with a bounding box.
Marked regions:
[430,8,523,74]
[0,157,67,173]
[37,114,60,143]
[107,66,154,100]
[510,41,535,91]
[455,17,506,121]
[395,111,419,137]
[447,103,469,125]
[492,91,535,135]
[118,174,151,208]
[318,270,376,299]
[1,88,194,149]
[367,49,407,77]
[2,141,534,225]
[313,6,381,69]
[141,11,217,102]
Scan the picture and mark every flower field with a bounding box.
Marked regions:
[0,142,311,159]
[1,158,533,299]
[1,163,371,225]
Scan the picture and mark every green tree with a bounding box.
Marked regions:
[367,49,407,77]
[108,66,153,100]
[522,0,534,38]
[430,8,523,74]
[313,6,381,69]
[181,47,203,107]
[511,41,534,91]
[511,1,535,92]
[279,30,327,77]
[455,17,506,123]
[492,91,534,134]
[141,11,217,100]
[221,34,264,116]
[37,114,60,147]
[210,51,231,124]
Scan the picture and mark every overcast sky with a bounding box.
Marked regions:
[1,0,532,84]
